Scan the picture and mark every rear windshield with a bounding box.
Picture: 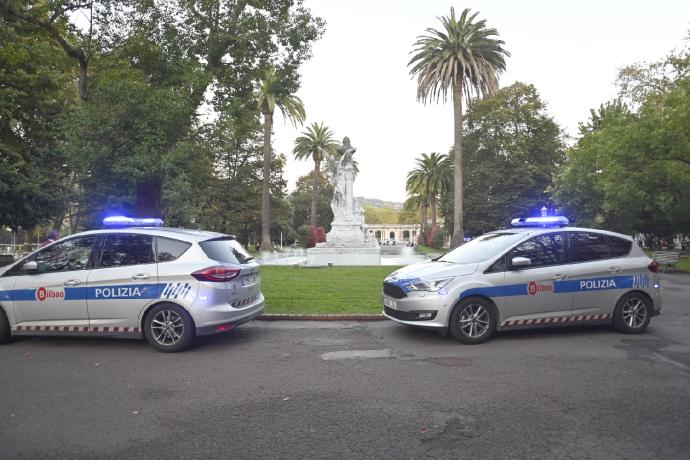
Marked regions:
[199,237,254,264]
[437,232,526,264]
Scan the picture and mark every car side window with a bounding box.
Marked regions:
[509,233,564,269]
[609,236,632,258]
[568,232,612,263]
[32,236,97,274]
[99,234,155,268]
[156,237,191,262]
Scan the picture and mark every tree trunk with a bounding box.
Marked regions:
[420,203,428,244]
[310,159,320,228]
[451,80,465,247]
[260,110,273,252]
[78,60,88,101]
[134,178,163,218]
[431,194,437,226]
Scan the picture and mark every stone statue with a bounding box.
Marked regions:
[307,136,380,264]
[332,137,357,219]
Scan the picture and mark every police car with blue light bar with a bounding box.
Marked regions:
[0,217,264,352]
[383,212,662,344]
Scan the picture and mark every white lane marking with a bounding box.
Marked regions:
[652,352,690,370]
[320,349,393,360]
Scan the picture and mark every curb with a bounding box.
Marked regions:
[258,314,386,321]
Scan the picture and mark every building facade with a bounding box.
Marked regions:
[366,224,421,244]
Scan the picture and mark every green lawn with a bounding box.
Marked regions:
[260,265,401,314]
[415,245,444,255]
[676,257,690,272]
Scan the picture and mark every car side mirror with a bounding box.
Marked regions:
[21,261,38,271]
[511,256,531,268]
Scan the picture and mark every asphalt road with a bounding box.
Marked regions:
[1,274,689,459]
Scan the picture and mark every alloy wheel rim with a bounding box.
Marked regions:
[459,304,490,338]
[622,298,647,329]
[151,309,184,346]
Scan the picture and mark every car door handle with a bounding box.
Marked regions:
[552,274,568,281]
[132,273,150,280]
[608,267,622,273]
[63,279,82,286]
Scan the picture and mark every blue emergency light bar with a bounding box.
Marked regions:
[511,216,569,227]
[102,216,164,227]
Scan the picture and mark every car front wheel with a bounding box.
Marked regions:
[613,292,651,334]
[144,303,195,352]
[449,297,496,344]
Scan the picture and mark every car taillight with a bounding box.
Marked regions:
[192,266,241,282]
[648,260,660,273]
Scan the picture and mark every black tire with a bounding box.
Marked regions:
[613,292,651,334]
[143,303,195,352]
[0,306,11,345]
[449,297,497,344]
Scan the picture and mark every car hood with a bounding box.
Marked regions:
[385,260,478,285]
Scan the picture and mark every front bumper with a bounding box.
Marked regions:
[382,291,451,329]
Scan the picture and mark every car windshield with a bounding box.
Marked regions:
[199,237,254,264]
[437,232,525,264]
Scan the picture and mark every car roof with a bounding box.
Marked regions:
[488,226,633,241]
[65,227,230,243]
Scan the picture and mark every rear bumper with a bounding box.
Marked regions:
[195,298,265,336]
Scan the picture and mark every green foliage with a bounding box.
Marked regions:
[553,48,690,238]
[405,152,451,225]
[292,122,338,227]
[289,172,334,231]
[0,14,74,229]
[3,0,325,231]
[408,7,510,103]
[442,82,565,235]
[364,206,399,224]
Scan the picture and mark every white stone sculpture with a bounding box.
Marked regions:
[306,136,380,265]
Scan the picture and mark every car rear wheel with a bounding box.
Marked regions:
[613,292,651,334]
[0,307,11,344]
[449,297,496,344]
[144,303,195,352]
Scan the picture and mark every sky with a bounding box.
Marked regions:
[271,0,690,203]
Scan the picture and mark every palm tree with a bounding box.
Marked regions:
[406,152,449,226]
[256,68,306,251]
[292,122,339,228]
[409,7,509,247]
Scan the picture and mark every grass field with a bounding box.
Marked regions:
[260,265,401,314]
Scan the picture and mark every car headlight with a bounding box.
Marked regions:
[408,278,454,292]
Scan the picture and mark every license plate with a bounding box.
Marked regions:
[383,297,397,309]
[242,273,257,286]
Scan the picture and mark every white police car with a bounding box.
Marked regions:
[383,216,662,344]
[0,217,264,352]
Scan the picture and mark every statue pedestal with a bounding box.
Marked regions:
[306,243,381,266]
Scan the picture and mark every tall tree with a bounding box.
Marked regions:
[446,82,565,235]
[292,122,339,228]
[0,12,75,230]
[405,153,449,226]
[409,7,509,246]
[255,68,305,251]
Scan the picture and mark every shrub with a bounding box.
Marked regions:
[310,226,327,247]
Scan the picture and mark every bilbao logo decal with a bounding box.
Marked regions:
[36,287,65,302]
[528,281,554,296]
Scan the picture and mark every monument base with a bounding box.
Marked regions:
[306,244,381,266]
